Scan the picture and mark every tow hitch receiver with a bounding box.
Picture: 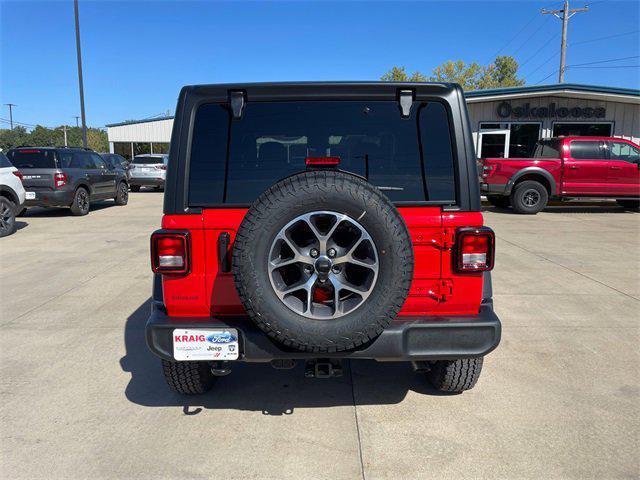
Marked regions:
[305,359,343,378]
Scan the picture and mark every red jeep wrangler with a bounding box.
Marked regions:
[480,136,640,214]
[146,82,500,395]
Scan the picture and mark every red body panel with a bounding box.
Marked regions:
[481,136,640,198]
[160,207,486,319]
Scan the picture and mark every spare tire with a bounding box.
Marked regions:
[232,170,414,353]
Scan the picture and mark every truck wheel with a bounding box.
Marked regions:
[426,357,484,393]
[0,197,17,238]
[161,360,215,395]
[130,185,141,192]
[486,195,511,209]
[70,187,90,216]
[114,182,129,205]
[232,170,414,353]
[510,181,548,214]
[616,199,639,210]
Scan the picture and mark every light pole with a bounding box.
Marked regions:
[73,116,80,127]
[4,104,16,130]
[74,0,88,147]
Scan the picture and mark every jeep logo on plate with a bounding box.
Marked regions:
[206,332,237,344]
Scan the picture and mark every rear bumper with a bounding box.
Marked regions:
[129,177,165,187]
[146,304,501,363]
[23,189,74,208]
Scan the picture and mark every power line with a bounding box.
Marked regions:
[534,69,560,85]
[520,33,560,67]
[568,65,640,69]
[491,14,539,59]
[571,30,639,46]
[567,55,640,66]
[542,0,589,82]
[512,16,553,56]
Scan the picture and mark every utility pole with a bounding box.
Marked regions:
[73,116,80,127]
[62,125,68,147]
[4,104,16,129]
[74,0,88,148]
[542,0,589,83]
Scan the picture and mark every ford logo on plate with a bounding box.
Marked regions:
[206,332,236,344]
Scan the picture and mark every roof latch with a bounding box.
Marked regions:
[398,90,414,118]
[229,90,246,119]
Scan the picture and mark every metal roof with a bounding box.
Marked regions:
[465,83,640,102]
[105,115,174,128]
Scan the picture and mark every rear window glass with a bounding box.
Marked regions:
[132,155,165,165]
[7,149,56,169]
[570,141,602,160]
[189,101,456,205]
[0,152,11,168]
[533,140,560,158]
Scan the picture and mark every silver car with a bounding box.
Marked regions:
[128,154,168,192]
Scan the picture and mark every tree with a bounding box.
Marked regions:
[380,66,427,82]
[0,125,108,152]
[381,56,525,91]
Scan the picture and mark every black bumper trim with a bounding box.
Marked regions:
[146,305,501,362]
[480,183,508,195]
[129,178,165,186]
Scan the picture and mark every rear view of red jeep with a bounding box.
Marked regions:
[146,82,501,395]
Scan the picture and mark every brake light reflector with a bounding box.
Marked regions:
[454,227,495,272]
[151,231,190,275]
[54,172,67,189]
[13,171,23,182]
[305,156,340,167]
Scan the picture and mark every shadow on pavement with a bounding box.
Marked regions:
[482,205,637,214]
[121,299,447,415]
[22,201,116,217]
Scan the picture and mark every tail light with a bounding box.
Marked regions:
[454,227,495,272]
[54,172,67,189]
[12,171,23,182]
[305,156,340,167]
[129,164,135,170]
[481,165,495,178]
[151,231,190,275]
[155,165,167,170]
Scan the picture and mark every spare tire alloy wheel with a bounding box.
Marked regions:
[233,170,414,353]
[268,211,378,319]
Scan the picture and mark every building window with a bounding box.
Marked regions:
[134,142,151,155]
[151,142,170,154]
[113,142,133,160]
[478,122,541,158]
[553,123,612,137]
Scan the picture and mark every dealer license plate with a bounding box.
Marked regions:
[172,328,239,361]
[25,192,36,200]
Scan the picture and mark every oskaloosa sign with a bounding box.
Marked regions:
[497,101,606,119]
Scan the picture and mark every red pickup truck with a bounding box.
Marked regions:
[479,136,640,214]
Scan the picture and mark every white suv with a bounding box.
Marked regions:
[128,154,168,192]
[0,150,26,237]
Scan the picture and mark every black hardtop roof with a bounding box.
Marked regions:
[182,81,461,100]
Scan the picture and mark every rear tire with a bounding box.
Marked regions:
[616,199,639,210]
[510,181,548,214]
[161,360,215,395]
[426,357,484,393]
[486,195,511,208]
[0,197,17,238]
[70,187,90,216]
[114,182,129,205]
[130,185,141,192]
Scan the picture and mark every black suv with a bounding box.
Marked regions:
[6,147,129,216]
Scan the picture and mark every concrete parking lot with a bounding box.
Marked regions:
[1,193,638,480]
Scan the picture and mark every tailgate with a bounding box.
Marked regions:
[20,169,55,191]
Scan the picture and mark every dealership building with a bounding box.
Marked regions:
[106,83,640,160]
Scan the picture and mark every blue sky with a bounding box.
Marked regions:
[1,0,639,128]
